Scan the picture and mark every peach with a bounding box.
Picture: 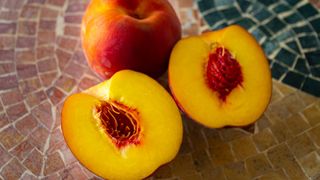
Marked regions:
[62,70,183,179]
[168,25,272,128]
[81,0,181,79]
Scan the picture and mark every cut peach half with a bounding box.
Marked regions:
[62,70,182,179]
[169,25,272,128]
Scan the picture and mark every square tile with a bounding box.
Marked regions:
[305,50,320,66]
[283,12,304,24]
[286,40,301,55]
[297,3,318,19]
[265,17,286,33]
[293,24,313,34]
[310,18,320,33]
[310,67,320,78]
[298,35,320,50]
[233,18,255,29]
[221,7,241,20]
[294,58,310,74]
[272,3,291,14]
[274,48,296,67]
[254,8,273,22]
[236,0,251,12]
[301,77,320,97]
[198,0,215,12]
[204,11,224,26]
[271,62,288,79]
[282,71,305,89]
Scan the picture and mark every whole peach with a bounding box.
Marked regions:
[81,0,181,79]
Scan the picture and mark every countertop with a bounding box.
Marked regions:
[0,0,320,179]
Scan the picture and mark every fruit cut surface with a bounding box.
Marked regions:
[169,25,272,128]
[62,70,183,179]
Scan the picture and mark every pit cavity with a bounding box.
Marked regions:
[206,46,243,101]
[96,101,140,149]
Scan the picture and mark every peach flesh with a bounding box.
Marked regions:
[95,101,140,149]
[206,46,243,101]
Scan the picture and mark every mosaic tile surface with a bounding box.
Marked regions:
[0,0,319,179]
[197,0,320,97]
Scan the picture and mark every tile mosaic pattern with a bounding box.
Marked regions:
[0,0,319,179]
[197,0,320,97]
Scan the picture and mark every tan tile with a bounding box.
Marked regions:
[152,165,172,179]
[202,128,223,148]
[208,143,235,166]
[253,128,277,152]
[297,91,318,107]
[223,161,251,180]
[185,119,208,151]
[286,114,310,135]
[303,105,320,126]
[275,82,296,96]
[265,101,292,120]
[170,154,196,177]
[191,149,213,171]
[245,154,273,178]
[270,85,282,104]
[287,133,316,159]
[308,125,320,147]
[270,121,293,143]
[300,152,320,178]
[201,167,226,180]
[281,93,305,114]
[180,173,202,180]
[283,160,308,180]
[231,136,258,160]
[220,128,249,142]
[255,169,287,180]
[256,115,272,131]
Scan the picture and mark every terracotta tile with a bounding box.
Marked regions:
[56,75,76,92]
[303,105,320,126]
[66,2,87,13]
[3,0,24,9]
[26,0,45,4]
[287,133,316,159]
[25,90,47,108]
[0,36,15,49]
[270,121,293,143]
[31,101,53,130]
[64,61,86,79]
[64,25,80,37]
[37,45,55,60]
[20,5,39,19]
[79,76,99,90]
[253,128,277,152]
[37,58,58,73]
[47,128,64,154]
[18,21,37,35]
[57,37,78,51]
[0,113,9,129]
[245,154,272,178]
[220,128,249,142]
[0,49,14,61]
[44,152,65,175]
[0,10,19,21]
[56,48,72,70]
[64,15,82,24]
[286,114,310,135]
[201,167,226,180]
[39,20,56,31]
[0,22,16,34]
[300,152,320,178]
[6,102,28,121]
[0,63,15,75]
[29,125,49,152]
[16,49,36,64]
[223,161,251,180]
[256,169,288,180]
[20,172,38,180]
[47,0,65,7]
[0,158,26,179]
[208,143,235,166]
[170,154,197,177]
[152,165,172,179]
[1,88,23,106]
[37,31,56,45]
[46,87,66,105]
[60,163,88,180]
[40,7,58,19]
[17,64,37,79]
[0,75,18,90]
[42,173,60,180]
[23,148,43,176]
[308,125,320,147]
[39,72,58,87]
[19,78,42,94]
[0,144,12,168]
[15,114,38,136]
[9,139,34,161]
[16,36,36,48]
[192,149,213,171]
[231,136,258,160]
